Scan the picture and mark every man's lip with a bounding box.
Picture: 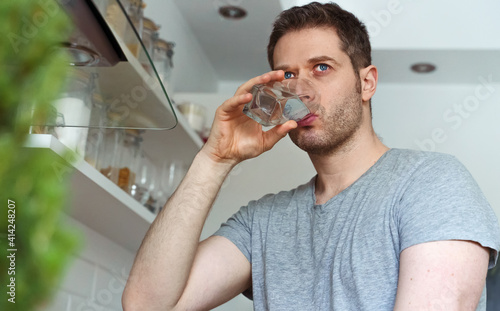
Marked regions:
[297,114,317,127]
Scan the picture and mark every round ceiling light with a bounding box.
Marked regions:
[410,62,437,74]
[219,5,247,20]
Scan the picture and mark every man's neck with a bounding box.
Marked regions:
[310,129,389,205]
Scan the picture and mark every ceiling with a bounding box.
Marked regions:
[171,0,500,85]
[171,0,282,82]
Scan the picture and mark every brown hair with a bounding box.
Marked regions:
[267,2,371,73]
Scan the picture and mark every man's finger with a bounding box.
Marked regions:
[262,120,297,151]
[220,93,253,113]
[234,70,285,96]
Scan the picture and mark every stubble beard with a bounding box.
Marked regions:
[289,89,364,156]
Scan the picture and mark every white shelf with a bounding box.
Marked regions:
[33,0,206,252]
[25,134,155,252]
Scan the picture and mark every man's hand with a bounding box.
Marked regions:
[202,70,297,166]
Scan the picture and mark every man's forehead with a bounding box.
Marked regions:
[272,27,347,69]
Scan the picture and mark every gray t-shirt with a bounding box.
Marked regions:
[214,149,500,310]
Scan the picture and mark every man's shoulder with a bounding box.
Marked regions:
[388,148,456,162]
[386,148,461,172]
[387,149,478,198]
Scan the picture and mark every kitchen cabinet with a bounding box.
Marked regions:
[26,119,202,252]
[24,0,204,252]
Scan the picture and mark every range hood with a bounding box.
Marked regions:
[31,0,178,130]
[62,0,126,67]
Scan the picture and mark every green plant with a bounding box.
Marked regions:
[0,0,81,310]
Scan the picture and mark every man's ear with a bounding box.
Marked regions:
[360,65,378,102]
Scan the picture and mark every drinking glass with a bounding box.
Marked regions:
[243,79,320,126]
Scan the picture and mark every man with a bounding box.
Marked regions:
[122,2,500,310]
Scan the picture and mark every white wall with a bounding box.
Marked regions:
[42,217,135,311]
[293,0,500,50]
[143,0,219,93]
[372,82,500,219]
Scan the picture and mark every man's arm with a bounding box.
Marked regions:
[122,70,296,311]
[394,240,490,311]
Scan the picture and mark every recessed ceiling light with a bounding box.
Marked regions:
[219,5,247,20]
[411,63,436,73]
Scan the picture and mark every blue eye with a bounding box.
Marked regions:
[318,64,328,71]
[313,63,331,75]
[284,72,294,79]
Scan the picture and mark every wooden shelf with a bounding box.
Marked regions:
[25,134,155,252]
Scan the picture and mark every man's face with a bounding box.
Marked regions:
[273,27,365,156]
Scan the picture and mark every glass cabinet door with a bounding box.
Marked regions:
[30,0,177,130]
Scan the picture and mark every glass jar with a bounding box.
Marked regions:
[29,105,58,136]
[53,69,96,155]
[96,128,121,184]
[176,101,206,135]
[152,39,175,94]
[131,151,156,208]
[140,17,160,74]
[123,0,145,57]
[84,127,103,168]
[84,94,106,168]
[114,129,143,193]
[154,158,186,213]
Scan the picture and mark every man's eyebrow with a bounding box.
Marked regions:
[274,64,290,71]
[307,55,341,66]
[274,56,341,71]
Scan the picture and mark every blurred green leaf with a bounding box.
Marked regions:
[0,1,82,310]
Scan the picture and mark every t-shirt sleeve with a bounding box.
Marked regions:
[213,203,254,263]
[398,154,500,269]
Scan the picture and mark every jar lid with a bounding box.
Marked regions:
[129,0,146,8]
[125,129,144,143]
[143,17,160,31]
[92,93,103,102]
[155,39,175,51]
[125,128,145,135]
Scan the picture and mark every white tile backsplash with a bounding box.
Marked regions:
[70,293,115,311]
[41,215,252,311]
[93,266,126,310]
[40,217,135,311]
[60,257,96,298]
[72,220,135,273]
[42,289,70,311]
